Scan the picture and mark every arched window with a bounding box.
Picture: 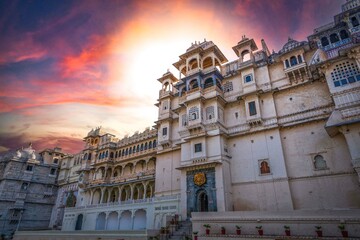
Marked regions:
[133,146,136,153]
[290,56,298,66]
[204,78,214,88]
[110,152,114,159]
[140,144,144,151]
[188,58,198,70]
[189,106,199,121]
[88,153,91,161]
[351,16,359,27]
[136,145,140,152]
[203,57,213,69]
[321,37,329,47]
[241,50,251,62]
[180,87,186,96]
[314,155,327,170]
[189,79,198,89]
[340,30,349,40]
[115,151,118,158]
[163,82,170,91]
[122,149,125,156]
[144,142,148,150]
[330,33,340,43]
[285,59,290,68]
[105,151,108,158]
[149,141,152,149]
[153,140,156,148]
[260,161,271,174]
[53,158,58,164]
[129,148,132,154]
[84,153,88,160]
[94,139,98,144]
[125,148,128,155]
[297,55,303,63]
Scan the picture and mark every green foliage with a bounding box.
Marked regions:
[203,224,211,228]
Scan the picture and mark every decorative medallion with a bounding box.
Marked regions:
[194,172,206,186]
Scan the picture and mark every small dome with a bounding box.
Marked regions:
[279,37,307,54]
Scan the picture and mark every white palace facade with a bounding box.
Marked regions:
[49,0,360,238]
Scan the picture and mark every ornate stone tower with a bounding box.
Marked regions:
[171,40,232,218]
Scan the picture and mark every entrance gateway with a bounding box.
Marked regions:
[186,168,217,218]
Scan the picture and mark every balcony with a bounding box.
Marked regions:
[110,169,155,184]
[202,85,223,99]
[159,89,174,99]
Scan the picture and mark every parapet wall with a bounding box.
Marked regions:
[191,210,360,237]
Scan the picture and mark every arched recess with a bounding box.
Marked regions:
[163,82,171,91]
[92,189,101,204]
[188,58,198,70]
[113,165,122,178]
[135,160,146,173]
[180,66,187,77]
[107,211,119,230]
[103,189,109,203]
[121,185,131,201]
[119,211,132,230]
[202,56,213,69]
[105,168,112,180]
[241,50,250,62]
[75,214,83,230]
[147,157,156,170]
[95,167,105,179]
[204,78,214,89]
[145,181,154,198]
[133,183,144,200]
[189,79,198,89]
[95,212,106,230]
[123,163,133,175]
[197,190,209,212]
[110,188,119,202]
[133,209,146,230]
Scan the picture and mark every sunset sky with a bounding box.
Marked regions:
[0,0,342,153]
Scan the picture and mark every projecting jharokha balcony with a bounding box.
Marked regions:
[179,85,224,105]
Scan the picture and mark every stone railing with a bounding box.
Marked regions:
[324,38,352,51]
[66,194,180,211]
[110,169,156,183]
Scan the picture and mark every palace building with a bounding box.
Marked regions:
[9,0,360,238]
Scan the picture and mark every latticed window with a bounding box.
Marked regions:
[223,81,233,92]
[189,106,199,121]
[206,106,215,120]
[331,61,360,87]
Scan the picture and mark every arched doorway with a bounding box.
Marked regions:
[95,212,106,230]
[107,211,118,230]
[75,214,83,230]
[197,190,209,212]
[119,211,132,230]
[133,209,146,230]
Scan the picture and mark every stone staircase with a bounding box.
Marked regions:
[168,220,192,240]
